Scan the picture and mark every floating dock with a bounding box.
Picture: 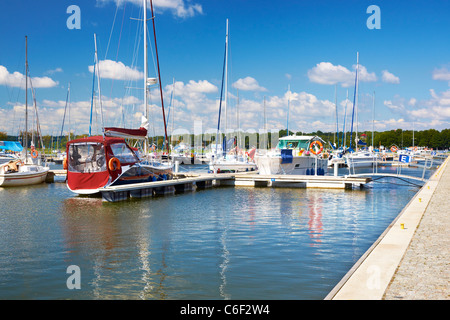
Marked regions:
[325,155,449,300]
[46,169,373,202]
[97,172,371,202]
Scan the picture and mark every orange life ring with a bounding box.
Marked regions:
[31,149,38,159]
[390,145,398,152]
[108,157,121,171]
[309,141,323,155]
[63,157,68,170]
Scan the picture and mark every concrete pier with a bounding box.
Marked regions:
[325,155,449,300]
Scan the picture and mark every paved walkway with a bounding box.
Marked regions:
[383,157,450,300]
[326,155,449,300]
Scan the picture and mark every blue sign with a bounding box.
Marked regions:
[399,154,411,163]
[431,151,436,156]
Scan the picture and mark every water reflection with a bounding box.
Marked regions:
[0,164,427,299]
[306,190,323,246]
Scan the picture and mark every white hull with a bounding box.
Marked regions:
[255,154,328,175]
[67,163,174,195]
[345,153,378,168]
[0,166,49,187]
[209,159,257,173]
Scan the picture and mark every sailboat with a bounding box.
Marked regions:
[0,36,49,187]
[344,52,378,169]
[209,19,257,174]
[65,0,173,195]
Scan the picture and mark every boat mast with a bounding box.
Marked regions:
[372,91,375,150]
[215,19,228,158]
[286,84,290,136]
[149,0,170,155]
[349,51,359,151]
[224,18,229,155]
[143,0,148,155]
[334,84,338,148]
[355,52,359,151]
[25,36,28,162]
[343,89,348,148]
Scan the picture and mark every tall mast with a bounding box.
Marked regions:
[349,51,359,151]
[287,84,290,136]
[372,91,375,149]
[355,52,359,151]
[25,36,28,162]
[343,89,348,148]
[334,84,337,147]
[143,0,148,155]
[224,18,229,152]
[149,0,170,155]
[143,0,148,121]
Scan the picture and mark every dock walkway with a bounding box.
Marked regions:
[326,155,449,300]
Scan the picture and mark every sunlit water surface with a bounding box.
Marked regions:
[0,164,435,299]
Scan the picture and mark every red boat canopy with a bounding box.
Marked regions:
[66,135,140,192]
[104,116,149,140]
[103,127,147,139]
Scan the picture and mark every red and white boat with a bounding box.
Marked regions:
[66,135,172,195]
[67,0,174,195]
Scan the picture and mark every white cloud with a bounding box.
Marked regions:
[88,59,143,81]
[232,76,267,92]
[0,65,59,89]
[45,67,63,75]
[307,62,378,87]
[381,70,400,84]
[356,65,377,83]
[384,89,450,125]
[307,62,353,86]
[432,67,450,85]
[97,0,203,18]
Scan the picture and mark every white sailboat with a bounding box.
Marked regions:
[0,36,49,187]
[209,19,257,173]
[65,0,173,195]
[344,52,378,168]
[255,135,328,175]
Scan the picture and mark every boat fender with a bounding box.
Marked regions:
[63,157,68,170]
[108,157,121,171]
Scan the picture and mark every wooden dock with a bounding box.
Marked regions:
[46,170,372,202]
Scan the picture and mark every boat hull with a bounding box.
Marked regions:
[209,161,257,173]
[255,155,328,175]
[345,154,378,168]
[0,167,49,187]
[67,163,174,195]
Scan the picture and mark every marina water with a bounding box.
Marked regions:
[0,164,435,299]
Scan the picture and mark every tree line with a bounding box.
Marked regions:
[1,128,449,152]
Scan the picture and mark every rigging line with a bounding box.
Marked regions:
[215,34,227,157]
[104,3,120,60]
[149,0,170,154]
[109,2,128,123]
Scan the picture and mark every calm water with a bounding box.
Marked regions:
[0,163,436,300]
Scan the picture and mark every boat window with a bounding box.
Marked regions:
[277,140,310,150]
[110,143,139,164]
[68,142,106,173]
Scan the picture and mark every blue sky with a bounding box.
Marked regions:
[0,0,449,138]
